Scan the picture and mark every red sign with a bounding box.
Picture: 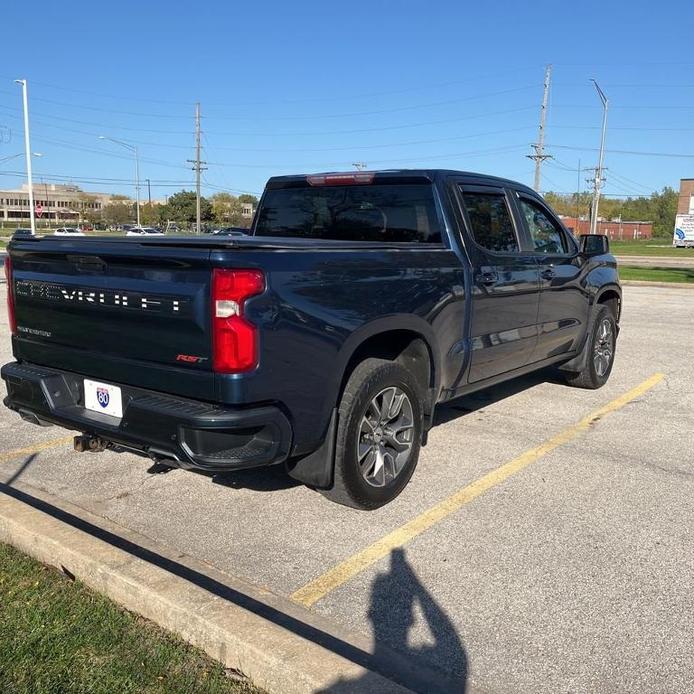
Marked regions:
[35,203,43,218]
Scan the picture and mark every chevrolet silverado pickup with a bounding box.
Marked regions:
[1,170,621,509]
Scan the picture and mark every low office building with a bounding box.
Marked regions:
[0,182,116,225]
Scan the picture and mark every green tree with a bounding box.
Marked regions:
[102,195,133,225]
[210,192,236,225]
[139,203,160,226]
[544,187,678,239]
[651,187,678,238]
[164,191,213,225]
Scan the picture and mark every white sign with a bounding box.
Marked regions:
[84,379,123,419]
[673,214,694,247]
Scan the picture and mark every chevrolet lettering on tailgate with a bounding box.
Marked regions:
[15,280,189,315]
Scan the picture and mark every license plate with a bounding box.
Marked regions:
[84,379,123,418]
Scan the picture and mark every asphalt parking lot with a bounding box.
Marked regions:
[1,284,692,693]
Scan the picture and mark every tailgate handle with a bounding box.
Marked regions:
[69,255,107,272]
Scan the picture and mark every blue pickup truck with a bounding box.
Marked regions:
[2,170,620,509]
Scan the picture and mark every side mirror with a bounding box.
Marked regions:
[579,233,609,256]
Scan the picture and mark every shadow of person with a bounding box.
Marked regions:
[2,453,38,487]
[320,548,467,693]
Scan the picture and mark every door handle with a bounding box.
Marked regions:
[540,267,555,280]
[477,270,499,286]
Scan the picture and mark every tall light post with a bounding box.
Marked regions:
[98,136,141,227]
[589,79,609,236]
[14,79,36,235]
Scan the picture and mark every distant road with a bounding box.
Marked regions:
[616,255,694,269]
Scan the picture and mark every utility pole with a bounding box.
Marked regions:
[527,64,552,192]
[44,179,50,228]
[15,79,36,234]
[589,79,609,235]
[187,103,207,233]
[575,159,581,230]
[146,178,151,204]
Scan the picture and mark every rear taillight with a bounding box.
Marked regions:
[4,256,16,335]
[211,268,265,373]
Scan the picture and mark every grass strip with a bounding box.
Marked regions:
[0,541,262,694]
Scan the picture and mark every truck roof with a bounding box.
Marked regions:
[265,169,539,197]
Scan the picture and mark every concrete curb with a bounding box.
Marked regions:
[621,280,694,289]
[0,481,436,694]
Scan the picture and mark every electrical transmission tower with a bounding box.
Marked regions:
[527,64,553,192]
[186,102,207,233]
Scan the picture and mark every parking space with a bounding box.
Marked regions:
[1,284,692,693]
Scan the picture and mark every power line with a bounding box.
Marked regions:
[552,103,694,110]
[552,124,694,133]
[547,143,694,159]
[1,102,539,138]
[0,85,537,123]
[0,169,193,186]
[607,170,654,194]
[0,66,543,108]
[0,101,537,137]
[180,143,529,171]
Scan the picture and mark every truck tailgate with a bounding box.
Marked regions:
[8,238,215,400]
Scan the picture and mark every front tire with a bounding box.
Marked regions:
[564,304,617,390]
[322,358,423,510]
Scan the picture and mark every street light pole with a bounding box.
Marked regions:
[589,79,609,236]
[98,136,141,227]
[15,79,36,235]
[134,145,141,228]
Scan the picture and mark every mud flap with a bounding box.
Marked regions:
[558,312,593,374]
[286,408,337,489]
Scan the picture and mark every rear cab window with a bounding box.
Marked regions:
[254,176,443,243]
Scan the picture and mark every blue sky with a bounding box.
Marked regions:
[1,0,693,201]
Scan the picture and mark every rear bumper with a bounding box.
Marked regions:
[1,361,292,472]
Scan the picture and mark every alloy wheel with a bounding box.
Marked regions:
[357,386,415,487]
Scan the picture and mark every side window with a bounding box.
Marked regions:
[518,197,569,254]
[460,190,519,254]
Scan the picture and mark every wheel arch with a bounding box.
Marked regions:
[337,319,440,417]
[286,320,439,490]
[595,284,622,323]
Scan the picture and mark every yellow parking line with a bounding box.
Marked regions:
[292,372,665,608]
[0,435,74,464]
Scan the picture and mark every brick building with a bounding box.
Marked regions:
[559,216,653,240]
[678,178,694,215]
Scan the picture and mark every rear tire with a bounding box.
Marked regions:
[321,358,423,510]
[564,304,617,390]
